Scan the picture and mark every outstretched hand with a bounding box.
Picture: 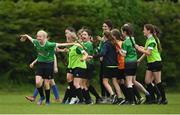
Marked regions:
[135,44,144,52]
[20,34,28,42]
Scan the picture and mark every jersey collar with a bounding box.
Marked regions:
[39,39,47,47]
[147,34,153,39]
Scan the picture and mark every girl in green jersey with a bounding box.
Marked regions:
[121,24,140,105]
[20,30,80,105]
[62,27,88,104]
[136,24,167,104]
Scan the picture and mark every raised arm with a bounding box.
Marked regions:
[56,42,83,48]
[20,34,34,43]
[80,50,89,62]
[56,47,69,53]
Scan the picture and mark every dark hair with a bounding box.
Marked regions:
[111,29,123,41]
[153,25,162,38]
[144,24,162,52]
[104,30,116,46]
[144,24,154,34]
[121,24,136,48]
[104,19,113,30]
[66,27,76,33]
[121,24,134,37]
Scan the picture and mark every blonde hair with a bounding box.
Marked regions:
[37,30,48,38]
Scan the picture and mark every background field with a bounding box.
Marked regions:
[0,92,180,114]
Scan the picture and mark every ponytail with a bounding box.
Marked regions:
[104,30,117,47]
[153,34,162,53]
[121,24,136,49]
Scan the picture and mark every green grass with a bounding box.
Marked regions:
[0,92,180,114]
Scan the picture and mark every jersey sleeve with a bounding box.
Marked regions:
[89,44,94,55]
[48,42,57,49]
[147,42,156,50]
[32,39,38,47]
[132,38,136,44]
[76,47,84,54]
[87,42,94,55]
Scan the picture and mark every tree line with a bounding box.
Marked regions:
[0,0,179,87]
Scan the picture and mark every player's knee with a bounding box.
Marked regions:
[36,80,43,88]
[50,79,55,86]
[44,84,50,89]
[44,80,50,89]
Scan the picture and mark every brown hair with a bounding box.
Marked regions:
[104,19,113,30]
[82,28,92,36]
[153,25,162,38]
[104,30,116,46]
[66,27,76,33]
[111,29,124,41]
[121,24,134,37]
[144,24,162,52]
[121,24,135,47]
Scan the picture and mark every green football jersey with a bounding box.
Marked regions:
[122,36,137,62]
[145,35,161,63]
[83,41,94,64]
[68,45,87,69]
[33,39,56,62]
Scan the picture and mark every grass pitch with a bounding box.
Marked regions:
[0,92,180,114]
